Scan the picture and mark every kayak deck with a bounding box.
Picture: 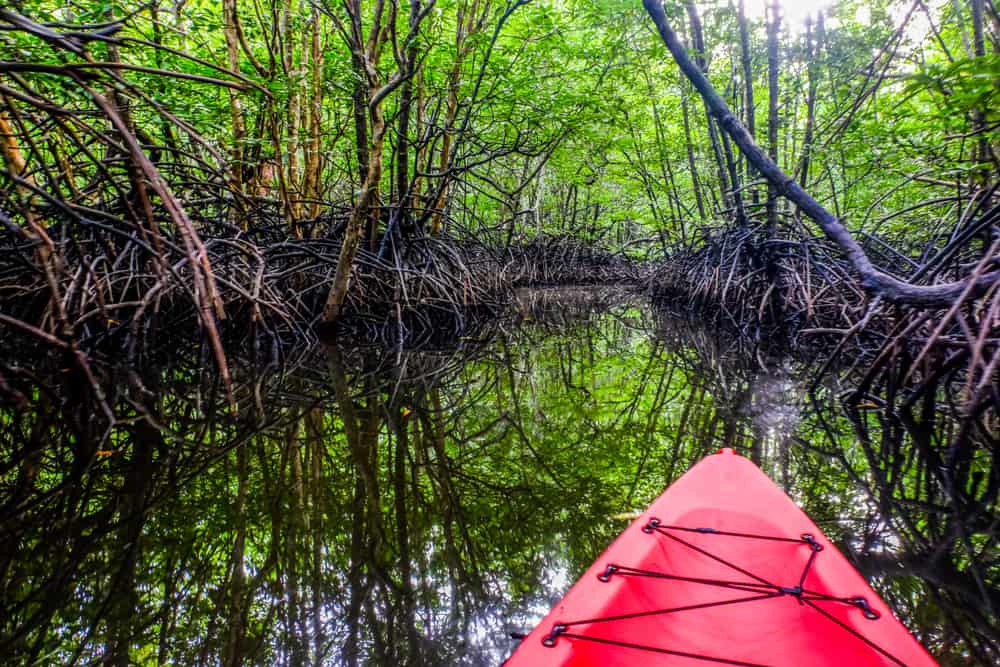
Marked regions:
[505,449,937,666]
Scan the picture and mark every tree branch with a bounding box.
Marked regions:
[641,0,999,309]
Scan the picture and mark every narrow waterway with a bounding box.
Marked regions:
[0,288,994,664]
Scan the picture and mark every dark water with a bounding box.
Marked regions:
[0,288,996,665]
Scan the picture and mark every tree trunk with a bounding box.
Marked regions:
[303,7,325,222]
[323,107,386,322]
[971,0,993,179]
[765,0,780,237]
[430,58,464,234]
[685,3,733,216]
[797,13,821,189]
[351,51,370,187]
[680,83,706,220]
[645,69,688,241]
[738,0,757,207]
[391,0,422,248]
[286,37,303,224]
[223,0,246,200]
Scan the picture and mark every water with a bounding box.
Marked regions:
[0,287,995,665]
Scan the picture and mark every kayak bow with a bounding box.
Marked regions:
[506,448,937,666]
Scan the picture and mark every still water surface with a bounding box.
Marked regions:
[1,288,995,665]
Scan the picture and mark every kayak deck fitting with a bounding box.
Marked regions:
[505,448,937,666]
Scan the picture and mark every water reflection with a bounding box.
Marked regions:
[0,288,996,665]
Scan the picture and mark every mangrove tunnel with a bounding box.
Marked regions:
[0,0,998,664]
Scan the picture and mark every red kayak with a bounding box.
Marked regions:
[506,448,937,666]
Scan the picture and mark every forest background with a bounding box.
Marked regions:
[3,0,997,330]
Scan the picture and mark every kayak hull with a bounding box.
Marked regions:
[505,449,937,666]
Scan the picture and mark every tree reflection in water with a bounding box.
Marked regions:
[0,287,996,665]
